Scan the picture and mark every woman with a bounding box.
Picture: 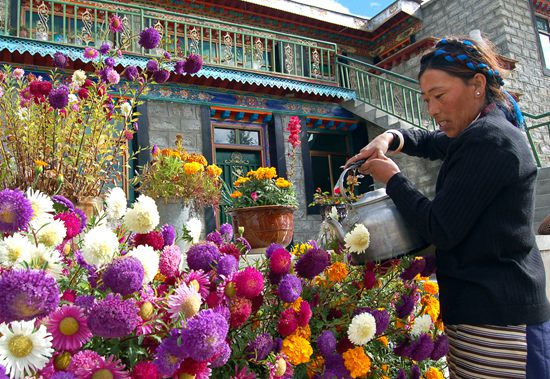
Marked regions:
[347,37,550,378]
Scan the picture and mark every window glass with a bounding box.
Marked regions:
[540,33,550,70]
[214,128,236,144]
[311,156,332,192]
[308,133,347,152]
[240,130,260,146]
[537,16,549,33]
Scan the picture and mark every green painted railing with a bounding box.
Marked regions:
[336,55,437,130]
[1,0,338,83]
[524,112,550,168]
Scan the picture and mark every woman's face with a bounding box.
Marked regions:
[420,69,483,138]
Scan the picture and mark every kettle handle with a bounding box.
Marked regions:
[335,159,365,201]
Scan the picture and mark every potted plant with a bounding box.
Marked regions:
[309,173,361,221]
[223,167,298,249]
[133,135,223,237]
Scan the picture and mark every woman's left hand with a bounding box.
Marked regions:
[358,154,401,184]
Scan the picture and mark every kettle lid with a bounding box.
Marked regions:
[353,188,389,206]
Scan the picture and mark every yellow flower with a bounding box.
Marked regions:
[381,364,389,372]
[230,191,242,198]
[325,262,348,282]
[289,297,303,312]
[423,280,439,295]
[34,160,48,168]
[206,164,222,177]
[377,336,389,347]
[188,153,208,166]
[160,148,173,156]
[421,294,440,322]
[246,169,257,177]
[282,334,313,366]
[275,177,292,188]
[184,162,204,175]
[425,367,445,379]
[292,325,311,340]
[342,347,371,378]
[233,176,250,187]
[291,243,313,257]
[254,167,277,180]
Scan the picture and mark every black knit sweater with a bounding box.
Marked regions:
[386,106,550,325]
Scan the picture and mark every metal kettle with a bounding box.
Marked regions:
[326,161,429,264]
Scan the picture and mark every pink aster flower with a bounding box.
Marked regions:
[159,245,181,277]
[84,355,129,379]
[250,191,259,202]
[229,296,252,328]
[83,47,99,60]
[67,350,104,378]
[109,15,124,33]
[13,68,25,79]
[183,269,211,300]
[106,69,120,84]
[46,305,92,351]
[235,267,264,299]
[167,283,202,319]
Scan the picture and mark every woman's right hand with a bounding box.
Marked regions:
[345,132,394,168]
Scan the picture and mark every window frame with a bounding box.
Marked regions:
[534,13,550,76]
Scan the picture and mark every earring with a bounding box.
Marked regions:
[475,91,481,97]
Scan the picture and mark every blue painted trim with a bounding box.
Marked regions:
[0,36,356,100]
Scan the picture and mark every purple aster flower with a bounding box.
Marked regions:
[181,309,229,361]
[206,231,224,246]
[217,254,238,277]
[408,333,434,361]
[151,144,160,155]
[0,269,59,323]
[265,243,283,258]
[109,15,123,33]
[146,59,159,72]
[75,295,97,314]
[174,60,185,75]
[73,207,87,230]
[0,364,7,379]
[161,224,176,246]
[273,337,282,353]
[372,309,390,335]
[154,330,186,376]
[278,274,302,303]
[410,365,421,379]
[316,330,336,357]
[123,65,139,81]
[183,54,203,74]
[235,236,251,253]
[138,27,161,49]
[0,188,34,232]
[295,247,330,279]
[83,47,99,60]
[49,85,69,109]
[153,69,170,83]
[51,372,77,379]
[53,52,68,68]
[324,353,350,378]
[87,293,140,338]
[245,333,273,360]
[103,257,144,296]
[268,270,283,285]
[99,42,111,55]
[52,195,75,210]
[211,341,231,368]
[421,254,437,277]
[186,242,220,272]
[430,334,449,360]
[395,369,406,379]
[163,51,171,60]
[400,258,427,281]
[393,336,414,358]
[395,293,415,319]
[104,57,116,67]
[219,223,233,241]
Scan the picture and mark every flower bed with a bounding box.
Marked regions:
[0,187,447,379]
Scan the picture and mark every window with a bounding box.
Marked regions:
[307,132,351,194]
[536,16,550,70]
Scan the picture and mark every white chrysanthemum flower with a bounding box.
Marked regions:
[328,206,338,220]
[120,102,133,118]
[72,69,86,86]
[35,219,66,247]
[347,312,377,346]
[123,195,159,234]
[167,283,202,319]
[105,187,127,221]
[0,233,34,267]
[21,244,63,279]
[411,314,433,336]
[186,218,202,243]
[68,93,79,104]
[127,245,159,283]
[26,188,54,221]
[17,108,30,121]
[344,223,371,254]
[0,320,53,379]
[81,226,119,266]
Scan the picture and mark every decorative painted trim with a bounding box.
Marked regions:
[534,0,550,17]
[0,36,356,100]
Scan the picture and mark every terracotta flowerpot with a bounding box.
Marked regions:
[230,205,295,249]
[75,196,103,220]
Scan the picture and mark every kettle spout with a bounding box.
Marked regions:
[325,217,346,242]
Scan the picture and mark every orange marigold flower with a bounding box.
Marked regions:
[289,297,303,311]
[282,334,313,366]
[34,159,48,167]
[342,347,371,378]
[292,325,311,341]
[421,294,440,322]
[425,367,445,379]
[275,177,292,188]
[381,364,389,372]
[184,162,204,175]
[306,355,325,378]
[230,191,242,198]
[206,164,222,177]
[326,262,348,282]
[423,280,439,295]
[233,176,250,187]
[187,153,208,166]
[377,336,389,347]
